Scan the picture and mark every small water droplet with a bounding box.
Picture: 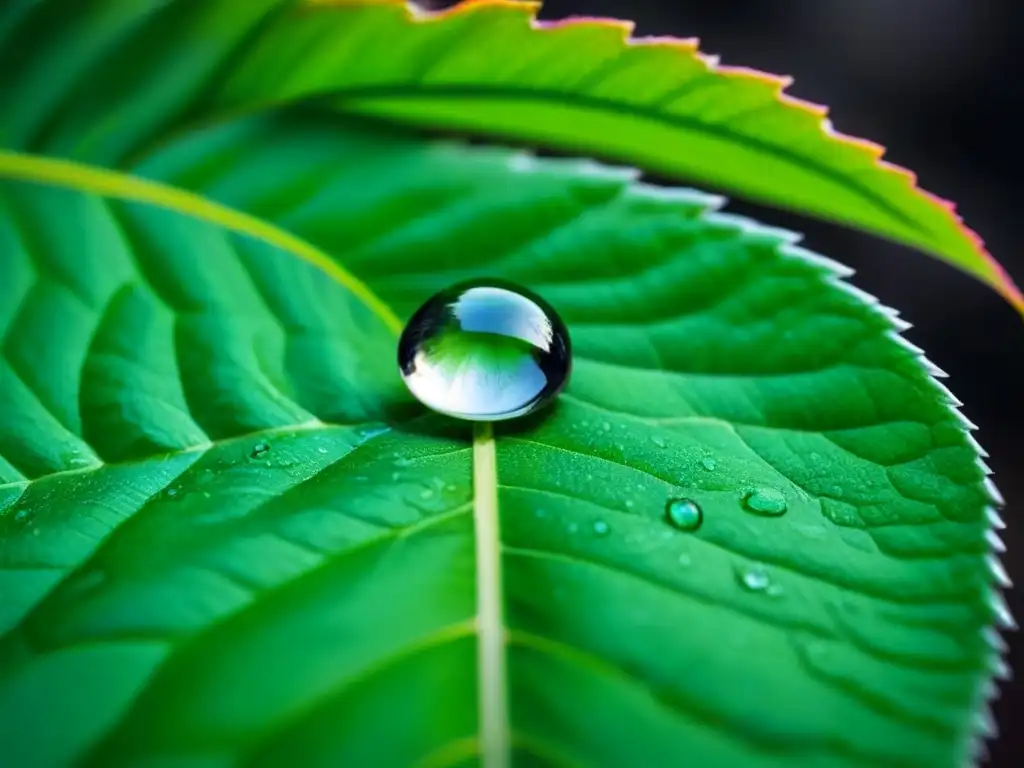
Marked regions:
[700,457,717,471]
[420,488,434,500]
[650,436,666,448]
[567,522,579,534]
[592,520,610,537]
[14,509,31,524]
[601,421,611,433]
[445,483,457,493]
[317,447,329,455]
[624,499,635,509]
[738,564,772,592]
[397,279,571,421]
[250,442,270,459]
[393,456,414,468]
[677,552,692,567]
[664,498,702,531]
[742,487,788,517]
[391,471,401,482]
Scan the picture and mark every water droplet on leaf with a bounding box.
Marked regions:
[738,564,772,592]
[250,442,270,459]
[700,457,717,472]
[592,520,610,537]
[650,435,666,448]
[665,498,702,532]
[397,279,570,421]
[14,509,32,524]
[567,522,579,534]
[742,487,788,517]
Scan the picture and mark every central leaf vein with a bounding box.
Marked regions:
[472,421,509,768]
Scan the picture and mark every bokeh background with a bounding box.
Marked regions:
[428,0,1024,762]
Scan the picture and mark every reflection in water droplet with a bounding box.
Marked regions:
[397,279,571,421]
[592,520,610,537]
[700,457,717,471]
[250,442,270,459]
[742,487,788,517]
[664,498,702,531]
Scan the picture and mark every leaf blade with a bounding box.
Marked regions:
[0,110,1003,768]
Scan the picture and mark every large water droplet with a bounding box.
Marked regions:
[742,487,788,516]
[398,279,571,421]
[665,498,702,531]
[700,457,717,472]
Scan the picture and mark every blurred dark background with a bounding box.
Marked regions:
[429,0,1024,762]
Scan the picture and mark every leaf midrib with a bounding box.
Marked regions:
[0,149,403,334]
[324,84,922,233]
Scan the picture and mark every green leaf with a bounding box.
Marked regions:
[208,0,1023,315]
[0,2,1008,767]
[0,0,1018,313]
[0,110,1004,767]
